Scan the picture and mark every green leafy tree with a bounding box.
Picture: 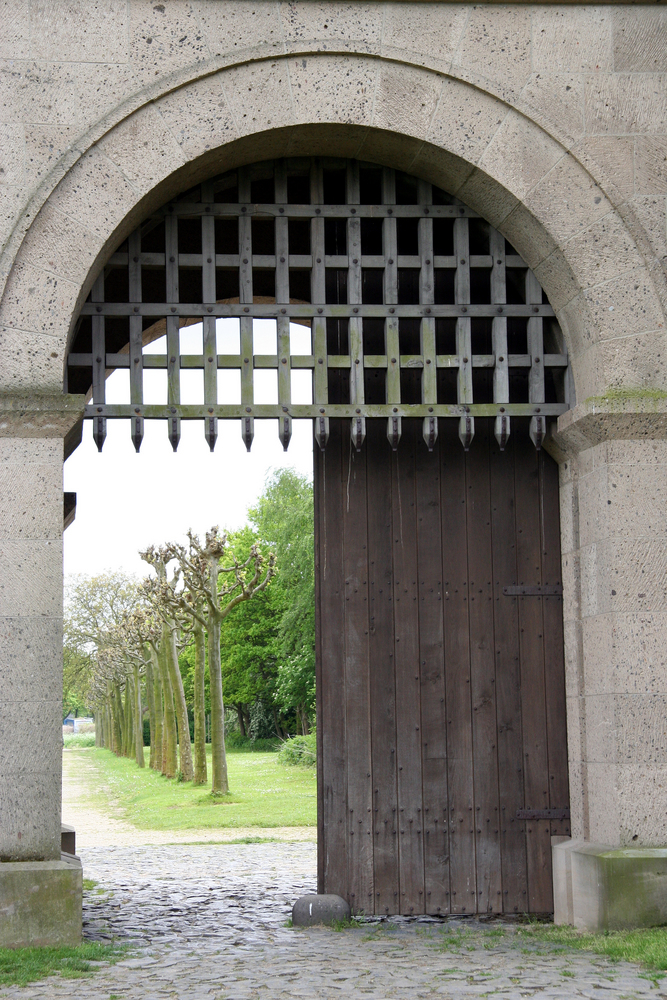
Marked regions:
[249,469,315,733]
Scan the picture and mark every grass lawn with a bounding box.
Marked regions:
[0,943,129,988]
[73,747,316,830]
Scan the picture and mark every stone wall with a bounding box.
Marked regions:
[1,2,667,882]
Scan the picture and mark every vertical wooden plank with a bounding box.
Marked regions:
[91,273,106,451]
[466,419,502,913]
[165,214,181,451]
[343,423,374,914]
[347,162,365,449]
[454,217,473,449]
[419,180,437,450]
[441,417,475,913]
[238,169,254,450]
[314,433,325,893]
[415,425,449,914]
[490,228,509,450]
[317,420,348,897]
[540,450,570,846]
[128,229,144,451]
[311,160,329,450]
[489,427,527,914]
[201,180,218,451]
[514,427,552,911]
[274,161,291,450]
[393,420,424,913]
[366,420,399,915]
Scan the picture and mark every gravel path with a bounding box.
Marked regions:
[1,755,662,999]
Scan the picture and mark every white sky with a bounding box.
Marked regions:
[64,320,314,579]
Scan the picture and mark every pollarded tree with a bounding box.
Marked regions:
[140,546,194,782]
[169,527,276,795]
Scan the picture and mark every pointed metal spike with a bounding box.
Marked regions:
[132,416,144,453]
[423,416,438,452]
[530,414,546,451]
[459,414,474,452]
[168,414,180,453]
[93,416,106,453]
[314,415,329,452]
[494,414,510,452]
[241,415,254,452]
[279,415,292,452]
[205,416,218,453]
[387,415,401,452]
[351,415,366,452]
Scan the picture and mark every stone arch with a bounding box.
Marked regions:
[1,53,664,402]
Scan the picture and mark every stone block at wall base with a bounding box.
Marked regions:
[0,854,82,948]
[553,839,667,931]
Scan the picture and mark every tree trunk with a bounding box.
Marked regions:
[208,616,229,794]
[165,624,194,782]
[236,704,246,738]
[133,663,145,767]
[151,651,163,771]
[113,684,125,755]
[271,705,285,740]
[158,637,178,778]
[193,620,207,785]
[301,709,310,735]
[145,658,155,769]
[123,681,133,757]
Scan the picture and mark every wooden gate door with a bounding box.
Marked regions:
[315,417,570,916]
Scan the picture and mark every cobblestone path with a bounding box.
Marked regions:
[1,842,665,999]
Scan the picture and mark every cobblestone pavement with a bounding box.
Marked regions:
[2,843,666,1000]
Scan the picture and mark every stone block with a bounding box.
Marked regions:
[0,770,61,861]
[19,202,98,289]
[500,200,558,270]
[0,124,25,188]
[573,136,635,202]
[0,329,66,394]
[533,8,612,73]
[518,73,584,146]
[0,538,62,617]
[0,856,81,948]
[0,453,62,539]
[281,2,383,54]
[0,616,62,702]
[129,1,207,89]
[382,5,468,72]
[455,168,519,230]
[634,137,667,196]
[224,59,295,136]
[613,8,667,73]
[533,248,580,314]
[197,0,284,60]
[585,74,667,135]
[155,73,237,160]
[373,64,442,143]
[452,6,531,96]
[0,1,30,59]
[29,1,128,63]
[556,841,667,931]
[48,146,139,239]
[290,55,375,128]
[563,212,646,291]
[478,115,563,203]
[292,894,350,927]
[97,103,186,196]
[524,154,612,249]
[426,78,505,169]
[1,259,78,338]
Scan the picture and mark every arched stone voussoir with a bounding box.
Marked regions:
[0,53,662,400]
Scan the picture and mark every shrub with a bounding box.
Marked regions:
[63,732,96,748]
[225,732,280,753]
[278,733,316,767]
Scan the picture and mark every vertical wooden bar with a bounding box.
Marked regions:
[343,426,373,914]
[311,160,329,449]
[274,161,291,450]
[128,229,144,452]
[489,429,527,913]
[466,420,502,913]
[383,169,400,447]
[316,420,348,897]
[441,417,474,913]
[366,420,399,914]
[238,169,254,451]
[201,180,218,451]
[526,270,546,450]
[419,181,437,451]
[415,427,449,914]
[91,273,106,451]
[392,421,424,913]
[490,228,509,450]
[454,217,473,449]
[540,451,570,847]
[165,212,180,451]
[515,428,552,911]
[347,161,365,450]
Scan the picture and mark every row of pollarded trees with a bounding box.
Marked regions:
[85,527,274,794]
